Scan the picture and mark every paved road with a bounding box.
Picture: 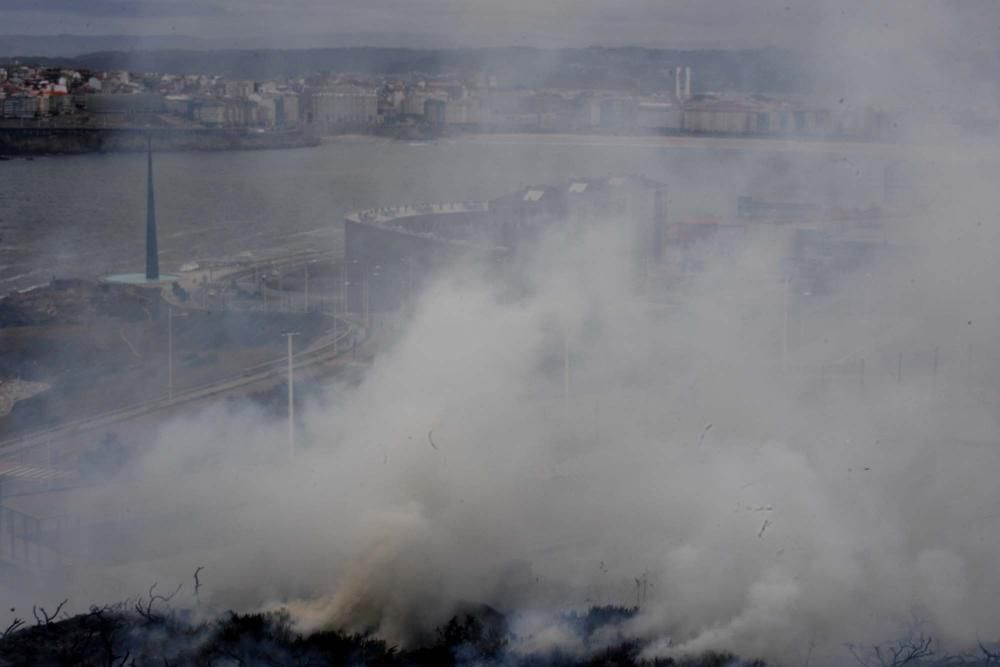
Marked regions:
[0,317,363,461]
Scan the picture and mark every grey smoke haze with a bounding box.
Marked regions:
[34,138,1000,665]
[6,1,1000,665]
[52,149,1000,666]
[3,0,1000,52]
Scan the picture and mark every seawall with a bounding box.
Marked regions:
[0,126,319,155]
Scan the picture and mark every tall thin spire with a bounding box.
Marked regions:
[145,135,160,281]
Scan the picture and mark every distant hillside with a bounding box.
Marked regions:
[5,46,807,93]
[0,32,460,58]
[0,34,212,58]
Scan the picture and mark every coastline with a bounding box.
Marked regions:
[446,131,906,156]
[318,129,907,156]
[0,126,319,156]
[6,125,989,164]
[327,130,1000,162]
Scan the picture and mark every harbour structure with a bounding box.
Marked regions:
[344,175,896,316]
[100,135,177,307]
[145,135,159,280]
[343,175,669,312]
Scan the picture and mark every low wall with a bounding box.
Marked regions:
[0,127,319,155]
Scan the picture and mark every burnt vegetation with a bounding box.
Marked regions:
[0,600,765,667]
[0,593,998,666]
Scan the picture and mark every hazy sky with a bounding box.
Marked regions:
[2,0,997,51]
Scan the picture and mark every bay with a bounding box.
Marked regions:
[0,135,888,295]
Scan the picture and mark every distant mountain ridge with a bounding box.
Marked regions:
[0,34,213,58]
[0,33,460,59]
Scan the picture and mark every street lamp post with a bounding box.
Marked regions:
[364,264,380,330]
[283,331,300,459]
[303,262,310,312]
[167,306,188,400]
[363,268,369,329]
[349,258,361,317]
[782,274,791,371]
[168,306,174,400]
[407,259,415,307]
[341,261,347,311]
[563,320,570,416]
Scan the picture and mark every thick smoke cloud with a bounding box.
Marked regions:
[7,2,1000,666]
[52,153,1000,664]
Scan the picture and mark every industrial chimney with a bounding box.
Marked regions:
[675,66,682,100]
[684,67,691,99]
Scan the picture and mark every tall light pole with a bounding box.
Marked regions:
[167,306,187,400]
[365,264,380,330]
[303,261,310,312]
[341,261,347,312]
[168,306,174,400]
[563,319,570,418]
[283,331,300,459]
[407,258,416,307]
[782,274,790,371]
[349,258,363,319]
[362,265,370,329]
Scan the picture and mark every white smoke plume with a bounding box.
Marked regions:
[52,157,1000,665]
[6,3,1000,666]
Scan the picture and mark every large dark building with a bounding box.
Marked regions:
[343,175,668,312]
